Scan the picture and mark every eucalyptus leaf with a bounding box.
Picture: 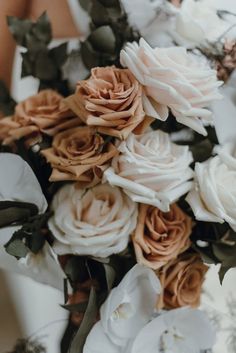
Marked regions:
[89,26,116,54]
[35,52,58,80]
[190,139,213,163]
[78,0,92,12]
[50,43,68,68]
[0,207,32,228]
[90,2,109,26]
[0,80,16,116]
[98,0,120,7]
[5,239,29,258]
[32,12,52,44]
[81,42,100,69]
[219,265,229,285]
[7,16,32,47]
[69,287,97,353]
[21,52,34,78]
[103,263,116,291]
[64,257,88,283]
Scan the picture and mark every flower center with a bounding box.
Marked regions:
[159,326,185,352]
[111,296,135,321]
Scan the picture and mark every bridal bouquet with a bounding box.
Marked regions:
[1,1,236,352]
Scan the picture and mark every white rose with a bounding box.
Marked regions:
[104,130,193,212]
[120,0,178,48]
[211,72,236,145]
[125,308,216,353]
[49,183,138,258]
[186,148,236,231]
[120,38,222,135]
[0,153,47,213]
[171,0,230,48]
[83,264,161,353]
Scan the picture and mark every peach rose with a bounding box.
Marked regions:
[64,66,152,140]
[0,90,81,145]
[133,203,192,270]
[42,126,118,186]
[157,252,208,309]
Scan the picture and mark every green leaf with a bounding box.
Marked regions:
[0,207,32,228]
[7,16,32,47]
[81,41,101,69]
[0,80,16,116]
[190,139,213,163]
[21,52,34,78]
[88,26,116,54]
[90,2,109,26]
[5,239,29,258]
[32,12,52,45]
[98,0,120,7]
[69,287,97,353]
[78,0,92,12]
[35,52,58,80]
[0,201,38,227]
[50,42,68,68]
[219,265,229,285]
[103,263,116,291]
[64,257,88,283]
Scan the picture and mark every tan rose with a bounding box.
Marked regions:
[157,252,208,309]
[133,203,192,270]
[42,126,118,186]
[0,90,81,145]
[64,66,152,140]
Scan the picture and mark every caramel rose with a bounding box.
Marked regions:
[42,126,117,186]
[133,203,192,270]
[0,90,81,145]
[64,66,151,140]
[157,253,208,309]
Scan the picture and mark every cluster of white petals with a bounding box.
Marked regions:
[171,0,231,48]
[186,142,236,231]
[120,38,222,135]
[49,183,138,258]
[104,130,193,212]
[83,265,215,353]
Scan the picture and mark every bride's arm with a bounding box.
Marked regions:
[0,0,27,89]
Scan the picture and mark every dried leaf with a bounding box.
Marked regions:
[69,287,97,353]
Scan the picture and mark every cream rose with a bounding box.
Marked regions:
[133,203,192,269]
[49,183,138,258]
[104,130,193,212]
[120,38,222,135]
[186,145,236,231]
[171,0,230,48]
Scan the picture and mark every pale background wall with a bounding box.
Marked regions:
[1,0,236,352]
